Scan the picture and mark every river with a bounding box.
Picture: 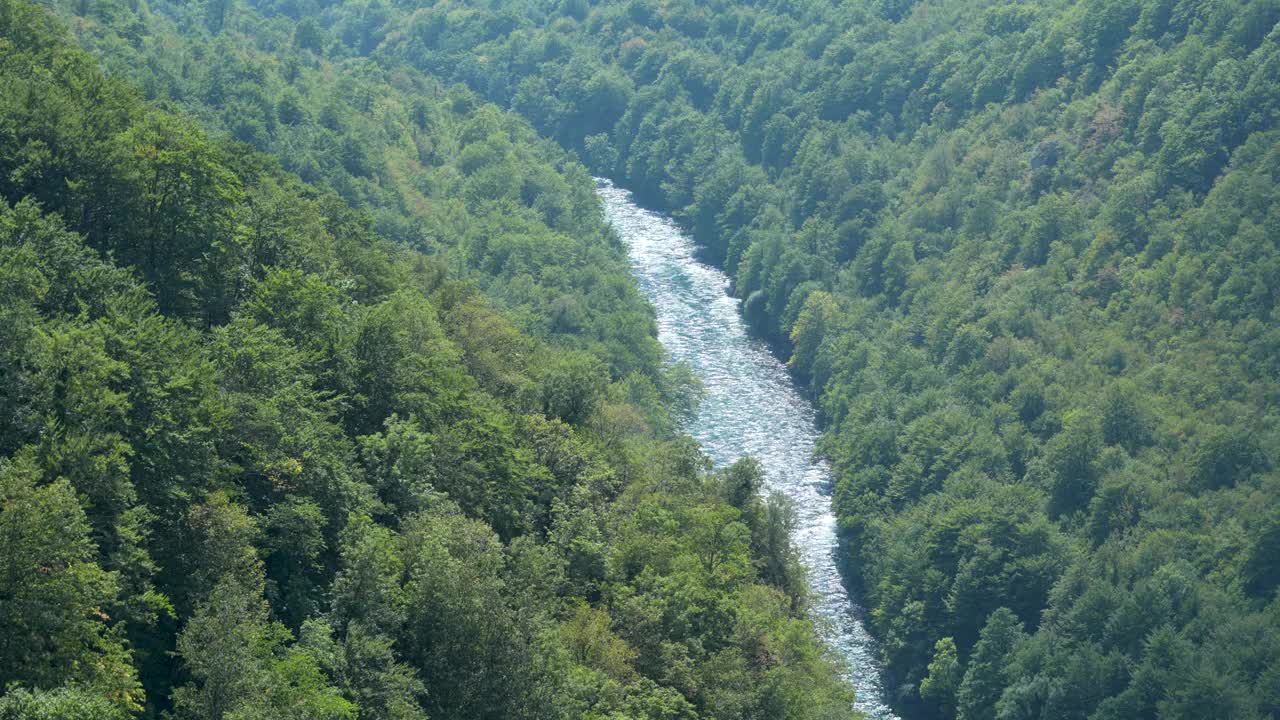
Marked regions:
[598,180,899,720]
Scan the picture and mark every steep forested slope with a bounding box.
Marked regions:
[190,0,1280,718]
[0,1,858,718]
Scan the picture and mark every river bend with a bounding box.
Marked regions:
[598,180,898,720]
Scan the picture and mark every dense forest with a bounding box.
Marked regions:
[305,0,1280,717]
[0,0,859,718]
[5,0,1280,718]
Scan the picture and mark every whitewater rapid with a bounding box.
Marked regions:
[598,180,898,720]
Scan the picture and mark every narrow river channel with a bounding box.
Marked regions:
[598,180,899,720]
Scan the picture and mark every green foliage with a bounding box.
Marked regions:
[173,573,355,720]
[0,455,141,713]
[0,2,857,718]
[22,0,1280,712]
[920,638,960,716]
[0,687,127,720]
[956,609,1026,720]
[535,349,609,425]
[296,0,1280,715]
